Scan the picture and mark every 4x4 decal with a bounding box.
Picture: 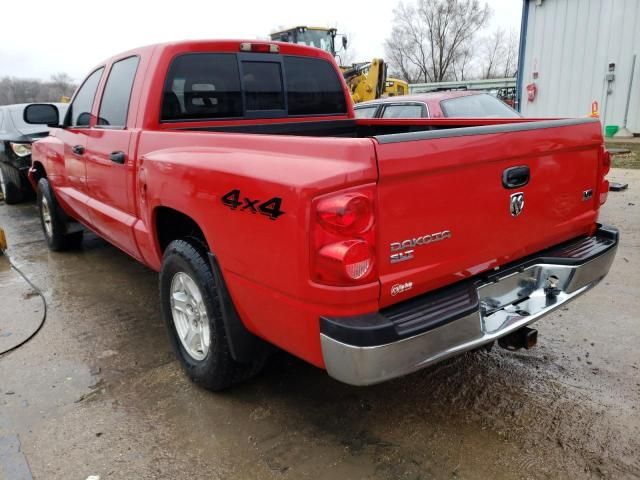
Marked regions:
[221,189,285,220]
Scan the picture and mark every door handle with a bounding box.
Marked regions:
[72,145,85,155]
[502,166,530,189]
[110,151,126,164]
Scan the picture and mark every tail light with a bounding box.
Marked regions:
[316,193,373,234]
[599,147,611,205]
[311,186,376,286]
[599,179,609,205]
[602,149,611,176]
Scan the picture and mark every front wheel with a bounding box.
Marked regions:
[37,178,83,251]
[159,240,264,391]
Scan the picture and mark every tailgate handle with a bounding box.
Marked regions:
[502,166,530,189]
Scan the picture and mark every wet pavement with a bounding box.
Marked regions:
[0,170,639,480]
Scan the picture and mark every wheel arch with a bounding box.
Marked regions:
[154,206,210,255]
[28,160,47,191]
[153,205,268,363]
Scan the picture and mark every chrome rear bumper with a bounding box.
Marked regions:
[320,225,618,386]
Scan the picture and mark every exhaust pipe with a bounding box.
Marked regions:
[498,326,538,350]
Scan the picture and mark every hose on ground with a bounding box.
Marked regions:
[0,246,47,358]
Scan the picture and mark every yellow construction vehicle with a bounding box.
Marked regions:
[341,59,387,104]
[270,26,407,103]
[384,78,409,97]
[270,26,345,59]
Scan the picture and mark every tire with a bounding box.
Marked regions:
[160,239,264,391]
[0,163,24,204]
[37,178,83,251]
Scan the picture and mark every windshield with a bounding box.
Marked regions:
[295,30,335,55]
[440,94,521,118]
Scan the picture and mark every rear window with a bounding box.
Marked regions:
[242,61,284,111]
[162,54,243,121]
[283,56,347,116]
[440,94,520,118]
[381,104,425,119]
[161,53,346,121]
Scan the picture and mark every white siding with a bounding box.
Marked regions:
[520,0,640,134]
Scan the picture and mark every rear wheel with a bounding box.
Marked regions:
[0,163,24,204]
[37,178,83,251]
[160,239,265,391]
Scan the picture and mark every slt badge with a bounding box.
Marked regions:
[389,230,452,264]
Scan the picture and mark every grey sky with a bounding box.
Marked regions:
[1,0,522,81]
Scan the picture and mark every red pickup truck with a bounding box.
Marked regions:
[24,40,618,390]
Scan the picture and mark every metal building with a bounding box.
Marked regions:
[517,0,640,135]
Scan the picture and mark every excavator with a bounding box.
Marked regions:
[269,26,407,103]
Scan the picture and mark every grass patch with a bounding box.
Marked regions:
[605,142,640,169]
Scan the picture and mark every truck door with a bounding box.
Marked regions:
[54,67,104,224]
[85,56,141,259]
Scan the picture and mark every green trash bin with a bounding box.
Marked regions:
[605,125,619,137]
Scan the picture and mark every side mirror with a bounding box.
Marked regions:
[76,112,91,127]
[24,104,59,127]
[342,36,348,50]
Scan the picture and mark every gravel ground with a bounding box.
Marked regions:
[606,141,640,169]
[0,169,638,480]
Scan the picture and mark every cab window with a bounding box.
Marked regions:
[98,56,140,128]
[67,68,104,127]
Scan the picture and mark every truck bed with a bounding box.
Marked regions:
[149,116,605,311]
[166,117,549,138]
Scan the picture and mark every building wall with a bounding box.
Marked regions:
[519,0,640,134]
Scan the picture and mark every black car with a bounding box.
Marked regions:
[0,103,67,204]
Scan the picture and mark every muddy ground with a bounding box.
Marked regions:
[0,169,638,480]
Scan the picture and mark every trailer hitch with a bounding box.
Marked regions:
[498,326,538,351]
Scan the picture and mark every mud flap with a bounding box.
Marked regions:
[207,252,270,364]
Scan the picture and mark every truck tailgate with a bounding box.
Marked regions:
[374,118,604,307]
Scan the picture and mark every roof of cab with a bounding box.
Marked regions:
[95,39,336,70]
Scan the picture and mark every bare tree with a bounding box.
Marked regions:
[452,41,474,80]
[478,27,519,79]
[0,74,77,106]
[502,28,519,78]
[384,2,432,83]
[48,73,75,100]
[384,21,428,83]
[385,0,491,83]
[480,27,505,79]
